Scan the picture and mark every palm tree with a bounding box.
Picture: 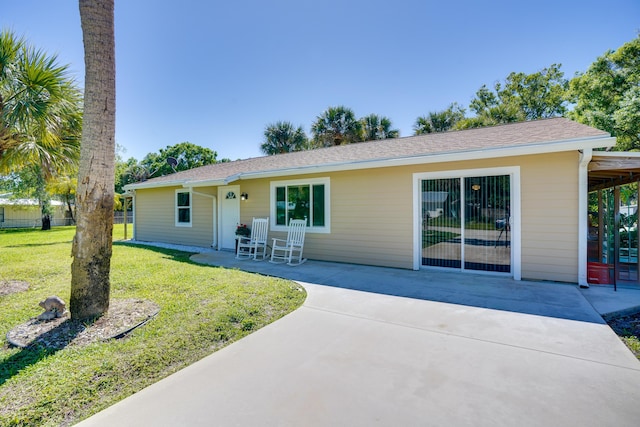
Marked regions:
[0,29,83,226]
[70,0,116,320]
[414,103,466,134]
[261,121,308,155]
[455,104,525,130]
[360,114,399,141]
[311,106,363,147]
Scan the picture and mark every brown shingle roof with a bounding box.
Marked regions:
[127,118,611,189]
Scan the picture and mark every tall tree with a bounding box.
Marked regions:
[70,0,116,320]
[311,106,363,147]
[114,155,139,194]
[261,121,308,155]
[140,141,218,176]
[568,35,640,150]
[414,103,466,134]
[457,64,568,129]
[499,64,568,119]
[360,114,399,141]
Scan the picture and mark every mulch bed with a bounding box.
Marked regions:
[606,311,640,358]
[607,312,640,336]
[6,299,160,350]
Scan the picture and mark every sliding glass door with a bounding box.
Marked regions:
[422,174,511,273]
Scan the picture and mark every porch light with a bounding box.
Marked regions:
[241,192,248,201]
[471,184,481,191]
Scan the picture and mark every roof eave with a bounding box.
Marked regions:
[187,174,241,188]
[236,135,616,180]
[126,134,615,189]
[124,179,189,191]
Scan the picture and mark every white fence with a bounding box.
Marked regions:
[0,213,132,228]
[0,216,72,229]
[114,212,133,224]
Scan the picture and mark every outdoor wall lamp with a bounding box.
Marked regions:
[241,192,248,201]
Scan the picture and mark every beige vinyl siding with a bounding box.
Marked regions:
[402,152,579,281]
[134,150,582,282]
[238,170,412,268]
[235,180,271,222]
[233,170,412,268]
[519,151,579,282]
[319,169,412,267]
[234,152,581,278]
[134,186,214,248]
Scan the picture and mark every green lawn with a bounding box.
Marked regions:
[0,225,306,426]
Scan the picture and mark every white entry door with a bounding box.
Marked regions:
[219,185,240,250]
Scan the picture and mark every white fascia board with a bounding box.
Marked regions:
[237,135,616,181]
[187,174,241,188]
[123,179,188,191]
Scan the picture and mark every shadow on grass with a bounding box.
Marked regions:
[0,346,57,386]
[4,241,73,248]
[1,319,88,386]
[113,241,203,265]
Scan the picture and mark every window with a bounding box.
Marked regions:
[175,189,191,227]
[271,178,330,233]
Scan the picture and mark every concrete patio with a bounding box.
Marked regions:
[77,244,640,426]
[188,249,640,322]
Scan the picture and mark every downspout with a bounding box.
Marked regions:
[123,190,136,241]
[578,149,592,288]
[211,195,217,248]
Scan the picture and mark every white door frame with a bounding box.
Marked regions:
[413,166,521,280]
[217,185,240,250]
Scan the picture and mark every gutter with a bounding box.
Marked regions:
[123,179,188,191]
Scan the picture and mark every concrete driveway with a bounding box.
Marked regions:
[78,250,640,426]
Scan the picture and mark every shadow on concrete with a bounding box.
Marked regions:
[188,251,608,324]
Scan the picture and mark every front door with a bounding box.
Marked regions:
[219,185,240,250]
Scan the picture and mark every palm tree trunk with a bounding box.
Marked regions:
[70,0,115,320]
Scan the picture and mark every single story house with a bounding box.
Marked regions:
[125,118,640,286]
[0,194,68,228]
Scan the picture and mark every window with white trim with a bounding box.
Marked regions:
[175,189,192,227]
[270,178,330,233]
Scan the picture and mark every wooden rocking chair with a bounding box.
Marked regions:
[236,217,269,260]
[270,219,307,265]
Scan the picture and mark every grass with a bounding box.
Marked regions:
[606,313,640,360]
[0,225,306,426]
[622,336,640,358]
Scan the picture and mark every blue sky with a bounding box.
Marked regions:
[3,0,639,162]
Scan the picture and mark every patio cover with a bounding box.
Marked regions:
[589,152,640,191]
